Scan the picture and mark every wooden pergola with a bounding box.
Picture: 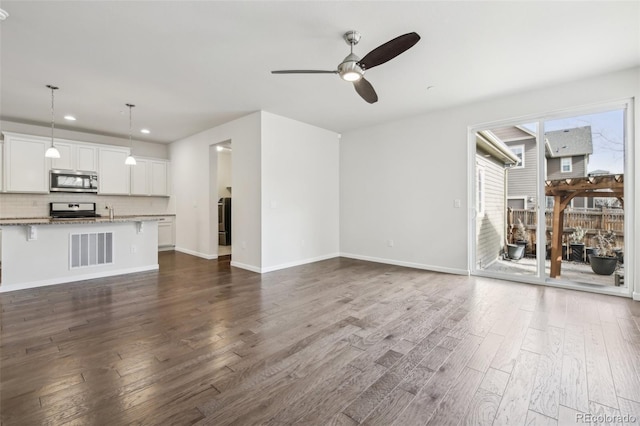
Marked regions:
[545,174,624,278]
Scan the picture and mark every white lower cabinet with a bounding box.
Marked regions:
[157,217,175,250]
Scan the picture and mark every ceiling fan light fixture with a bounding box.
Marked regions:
[341,71,362,82]
[338,59,364,82]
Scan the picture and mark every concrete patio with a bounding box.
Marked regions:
[483,256,625,287]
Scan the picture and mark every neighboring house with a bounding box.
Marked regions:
[545,126,593,208]
[486,125,593,209]
[485,126,537,209]
[475,131,519,269]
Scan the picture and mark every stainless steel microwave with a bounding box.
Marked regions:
[50,170,98,193]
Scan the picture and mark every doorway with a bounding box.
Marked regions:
[212,141,232,258]
[470,102,633,296]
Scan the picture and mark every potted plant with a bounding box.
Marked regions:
[569,226,586,262]
[589,230,618,275]
[514,219,528,256]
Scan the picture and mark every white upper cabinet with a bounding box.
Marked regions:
[98,146,131,195]
[1,132,170,196]
[0,142,3,192]
[51,142,98,172]
[2,133,50,193]
[130,158,170,197]
[130,158,150,195]
[77,145,98,171]
[150,160,169,196]
[51,142,73,170]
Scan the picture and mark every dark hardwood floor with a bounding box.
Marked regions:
[2,252,640,425]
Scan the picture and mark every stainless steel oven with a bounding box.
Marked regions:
[50,170,98,193]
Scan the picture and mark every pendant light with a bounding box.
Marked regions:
[44,85,61,159]
[124,103,137,165]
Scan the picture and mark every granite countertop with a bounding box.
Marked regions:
[0,214,175,226]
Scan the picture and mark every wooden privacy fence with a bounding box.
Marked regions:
[511,208,624,233]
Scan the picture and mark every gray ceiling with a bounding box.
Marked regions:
[1,1,638,144]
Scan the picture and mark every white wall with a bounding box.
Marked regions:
[217,151,232,199]
[169,112,262,268]
[340,67,640,285]
[260,111,339,271]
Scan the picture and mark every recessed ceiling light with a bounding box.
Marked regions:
[0,9,9,21]
[140,129,150,134]
[64,115,76,121]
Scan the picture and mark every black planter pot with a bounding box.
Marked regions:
[589,255,618,276]
[516,240,528,256]
[507,244,524,260]
[570,243,585,262]
[585,247,597,261]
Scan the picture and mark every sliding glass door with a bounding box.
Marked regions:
[543,109,627,289]
[474,121,540,280]
[471,102,631,295]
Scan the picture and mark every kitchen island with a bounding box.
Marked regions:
[0,217,160,292]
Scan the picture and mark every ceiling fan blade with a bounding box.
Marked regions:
[353,78,378,104]
[359,32,420,70]
[271,70,337,74]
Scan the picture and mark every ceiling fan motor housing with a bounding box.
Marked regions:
[338,53,364,81]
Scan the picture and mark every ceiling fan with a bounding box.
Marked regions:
[271,31,420,104]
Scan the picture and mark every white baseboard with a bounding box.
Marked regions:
[174,246,217,260]
[230,261,262,273]
[340,252,469,276]
[633,291,640,301]
[260,253,340,273]
[0,264,159,293]
[230,253,340,274]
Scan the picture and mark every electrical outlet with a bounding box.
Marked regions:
[387,239,394,247]
[131,245,137,253]
[454,199,461,208]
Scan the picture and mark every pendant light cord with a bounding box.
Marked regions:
[47,85,58,147]
[126,103,135,154]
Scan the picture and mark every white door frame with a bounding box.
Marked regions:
[468,99,635,299]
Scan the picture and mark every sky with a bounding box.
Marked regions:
[524,109,625,174]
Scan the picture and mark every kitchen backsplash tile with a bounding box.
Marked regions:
[0,193,172,218]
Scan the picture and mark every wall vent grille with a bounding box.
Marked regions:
[70,232,113,269]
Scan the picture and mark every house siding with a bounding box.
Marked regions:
[476,150,506,269]
[506,137,537,207]
[547,155,587,180]
[547,155,588,208]
[490,126,533,141]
